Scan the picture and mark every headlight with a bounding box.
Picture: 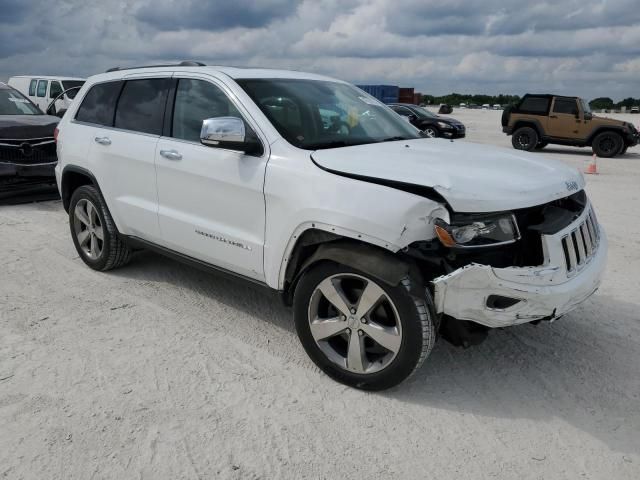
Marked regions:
[434,213,521,248]
[437,121,453,129]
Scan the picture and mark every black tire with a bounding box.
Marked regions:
[534,141,548,150]
[512,126,539,151]
[618,143,628,156]
[424,126,439,138]
[69,185,131,271]
[293,262,436,391]
[592,131,623,158]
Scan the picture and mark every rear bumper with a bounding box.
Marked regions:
[433,207,607,328]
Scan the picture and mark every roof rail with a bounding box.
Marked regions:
[105,61,205,73]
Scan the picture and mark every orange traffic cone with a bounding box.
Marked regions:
[585,153,598,174]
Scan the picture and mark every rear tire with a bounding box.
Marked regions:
[293,262,436,390]
[592,131,623,158]
[69,185,131,271]
[512,126,539,151]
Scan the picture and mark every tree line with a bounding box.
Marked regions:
[422,93,640,110]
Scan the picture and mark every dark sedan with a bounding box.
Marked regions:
[0,83,59,202]
[389,103,466,139]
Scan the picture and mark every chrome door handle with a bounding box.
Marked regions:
[160,149,182,161]
[94,136,111,146]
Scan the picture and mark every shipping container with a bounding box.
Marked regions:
[413,92,422,105]
[356,84,399,104]
[398,87,415,104]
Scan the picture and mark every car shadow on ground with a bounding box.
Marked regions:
[111,251,639,455]
[389,294,640,455]
[542,146,640,159]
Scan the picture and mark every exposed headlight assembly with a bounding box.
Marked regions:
[434,213,521,248]
[437,121,453,129]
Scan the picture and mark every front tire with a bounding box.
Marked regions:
[592,131,623,158]
[423,126,439,138]
[69,185,131,271]
[512,126,539,151]
[293,262,436,390]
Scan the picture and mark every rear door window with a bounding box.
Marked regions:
[37,80,48,97]
[29,79,37,96]
[114,78,170,135]
[553,98,578,115]
[75,81,123,126]
[518,96,550,115]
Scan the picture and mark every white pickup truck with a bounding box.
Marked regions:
[54,63,607,390]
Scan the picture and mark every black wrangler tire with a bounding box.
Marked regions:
[512,126,539,151]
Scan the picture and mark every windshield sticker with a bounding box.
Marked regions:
[359,96,382,106]
[8,97,30,103]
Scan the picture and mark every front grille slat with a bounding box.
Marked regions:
[0,137,57,165]
[561,206,599,277]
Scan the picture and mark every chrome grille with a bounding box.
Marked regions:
[561,207,600,275]
[0,138,57,165]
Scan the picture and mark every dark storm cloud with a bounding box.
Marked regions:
[0,0,639,100]
[0,0,30,24]
[386,0,640,37]
[135,0,299,31]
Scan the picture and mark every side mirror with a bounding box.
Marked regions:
[201,117,246,145]
[407,114,418,122]
[200,117,262,155]
[583,112,592,120]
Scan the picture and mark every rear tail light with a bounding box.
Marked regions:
[54,127,59,142]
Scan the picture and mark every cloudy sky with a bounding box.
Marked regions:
[1,0,639,100]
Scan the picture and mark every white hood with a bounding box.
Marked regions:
[311,138,585,212]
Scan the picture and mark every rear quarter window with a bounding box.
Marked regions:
[518,96,550,115]
[75,81,123,126]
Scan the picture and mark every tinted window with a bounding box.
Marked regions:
[553,98,578,115]
[49,81,63,99]
[391,106,410,116]
[519,96,550,114]
[76,81,123,126]
[62,80,85,99]
[37,80,48,97]
[172,79,241,142]
[114,78,169,135]
[29,79,37,96]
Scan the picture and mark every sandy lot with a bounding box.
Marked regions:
[1,110,639,479]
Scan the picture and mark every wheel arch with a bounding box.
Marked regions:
[512,119,543,136]
[60,165,102,213]
[586,126,626,146]
[280,229,422,306]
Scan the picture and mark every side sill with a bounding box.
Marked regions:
[121,235,275,292]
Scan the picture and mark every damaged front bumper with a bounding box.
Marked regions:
[432,205,608,328]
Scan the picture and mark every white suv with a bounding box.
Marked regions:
[55,63,607,390]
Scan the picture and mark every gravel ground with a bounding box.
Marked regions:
[1,109,639,479]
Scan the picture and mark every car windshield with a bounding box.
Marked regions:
[0,89,42,115]
[416,107,437,118]
[237,78,422,150]
[581,99,592,115]
[62,81,85,99]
